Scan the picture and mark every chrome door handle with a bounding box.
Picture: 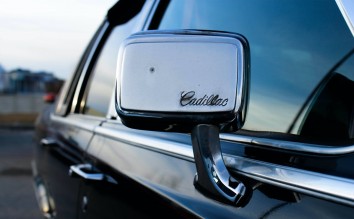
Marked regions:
[69,164,118,184]
[69,164,103,181]
[192,124,247,206]
[40,137,57,147]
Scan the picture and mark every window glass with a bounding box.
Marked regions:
[292,52,354,141]
[155,0,354,142]
[83,16,140,117]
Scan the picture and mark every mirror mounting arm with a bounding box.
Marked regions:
[192,124,247,206]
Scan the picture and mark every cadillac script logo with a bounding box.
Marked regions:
[180,91,228,107]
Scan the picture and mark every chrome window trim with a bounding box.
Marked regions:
[142,0,160,31]
[106,0,157,119]
[221,133,354,155]
[95,123,354,206]
[71,21,110,113]
[336,0,354,37]
[51,113,102,132]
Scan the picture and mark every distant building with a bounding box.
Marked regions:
[0,68,64,94]
[0,64,5,92]
[0,65,4,74]
[5,68,31,93]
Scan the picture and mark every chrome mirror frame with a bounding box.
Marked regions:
[115,30,249,132]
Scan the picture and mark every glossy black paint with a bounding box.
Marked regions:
[80,137,196,219]
[34,113,354,218]
[85,122,354,219]
[34,114,100,218]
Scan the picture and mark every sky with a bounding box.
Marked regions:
[0,0,117,79]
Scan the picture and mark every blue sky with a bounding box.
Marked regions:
[0,0,116,79]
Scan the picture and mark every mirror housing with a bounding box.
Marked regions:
[115,30,249,132]
[115,30,251,205]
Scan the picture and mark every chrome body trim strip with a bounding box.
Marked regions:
[221,133,354,155]
[50,114,99,132]
[95,125,194,159]
[95,124,354,206]
[224,155,354,207]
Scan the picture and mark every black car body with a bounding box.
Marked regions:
[33,0,354,218]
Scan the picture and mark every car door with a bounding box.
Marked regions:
[33,18,112,218]
[61,1,164,218]
[33,0,150,216]
[81,1,354,218]
[145,2,354,217]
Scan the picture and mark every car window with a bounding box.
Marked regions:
[82,16,141,117]
[153,0,354,143]
[54,22,106,116]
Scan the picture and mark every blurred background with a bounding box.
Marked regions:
[0,0,116,127]
[0,1,116,218]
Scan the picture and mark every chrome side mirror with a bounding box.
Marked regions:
[115,30,250,205]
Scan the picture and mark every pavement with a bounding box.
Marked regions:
[0,128,42,219]
[0,114,37,129]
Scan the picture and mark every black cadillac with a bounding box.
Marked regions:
[33,0,354,218]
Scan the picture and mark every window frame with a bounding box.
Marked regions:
[54,21,110,116]
[70,0,156,119]
[145,0,354,155]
